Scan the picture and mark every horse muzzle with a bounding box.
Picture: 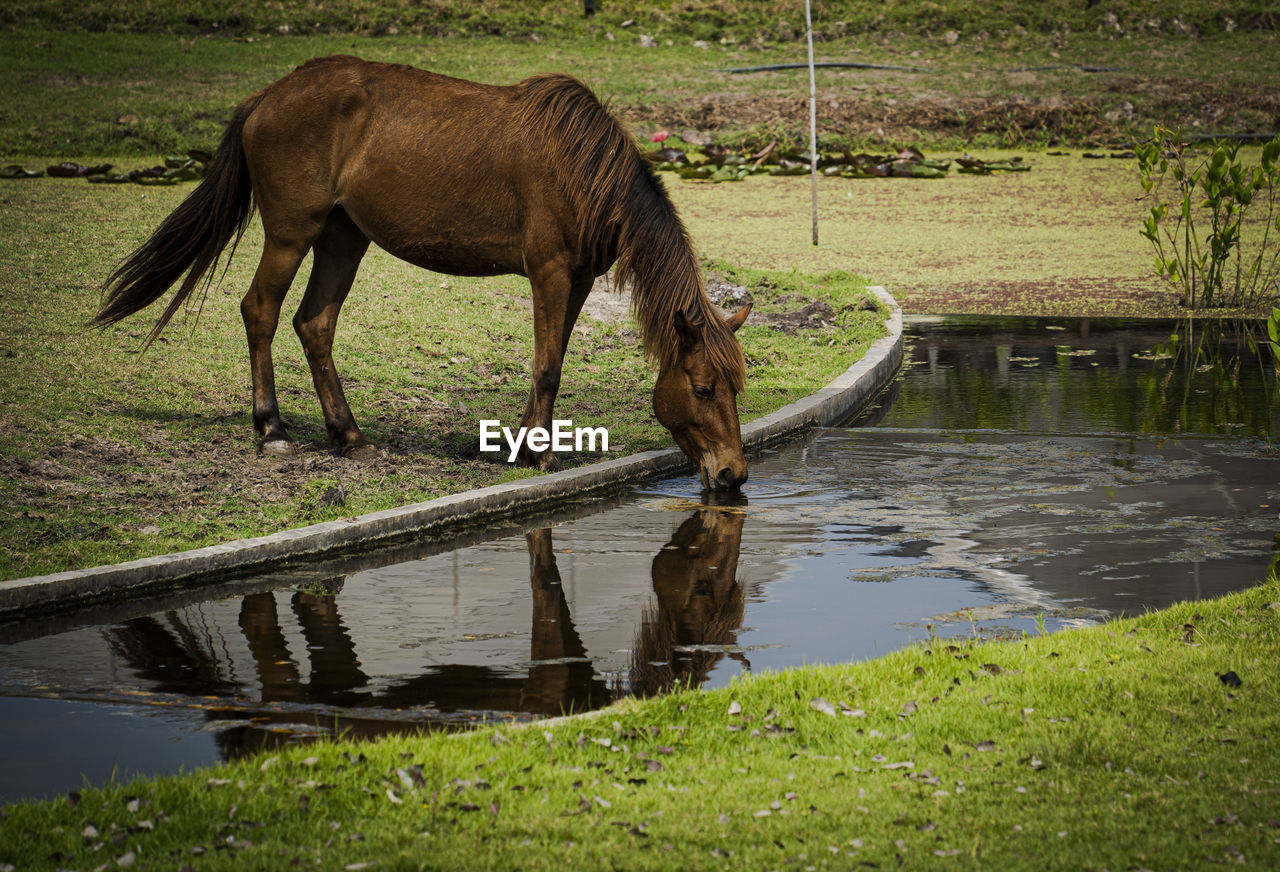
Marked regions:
[702,462,748,491]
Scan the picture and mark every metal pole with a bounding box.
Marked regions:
[804,0,818,246]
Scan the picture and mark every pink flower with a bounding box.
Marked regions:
[650,130,670,143]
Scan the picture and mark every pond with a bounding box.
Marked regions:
[1,315,1276,802]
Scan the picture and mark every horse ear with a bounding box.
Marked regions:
[673,308,699,348]
[725,302,751,333]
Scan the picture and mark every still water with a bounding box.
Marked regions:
[1,316,1276,801]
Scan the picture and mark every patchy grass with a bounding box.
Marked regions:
[1,20,1277,156]
[0,173,884,580]
[2,559,1276,869]
[3,0,1275,39]
[671,152,1205,317]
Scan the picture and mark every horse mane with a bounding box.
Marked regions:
[512,74,745,393]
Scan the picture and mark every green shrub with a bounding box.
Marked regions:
[1137,128,1280,310]
[1267,305,1280,369]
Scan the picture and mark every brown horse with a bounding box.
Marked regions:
[94,55,750,489]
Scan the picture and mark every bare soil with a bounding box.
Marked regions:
[622,75,1280,147]
[587,274,861,334]
[3,419,467,550]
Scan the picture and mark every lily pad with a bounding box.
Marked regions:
[0,164,43,179]
[46,162,113,178]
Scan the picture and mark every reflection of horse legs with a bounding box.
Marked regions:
[238,592,304,701]
[523,527,609,714]
[630,508,747,697]
[103,614,237,695]
[290,589,370,706]
[238,587,368,706]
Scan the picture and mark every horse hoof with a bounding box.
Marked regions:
[537,454,563,473]
[342,443,379,462]
[258,438,296,457]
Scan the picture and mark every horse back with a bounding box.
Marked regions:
[240,56,617,278]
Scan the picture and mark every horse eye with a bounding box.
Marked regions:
[693,385,713,400]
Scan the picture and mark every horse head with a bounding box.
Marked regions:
[630,497,749,696]
[653,304,752,491]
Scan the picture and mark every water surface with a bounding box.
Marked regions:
[1,315,1275,801]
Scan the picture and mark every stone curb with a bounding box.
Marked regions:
[0,287,902,617]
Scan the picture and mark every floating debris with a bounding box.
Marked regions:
[2,151,212,185]
[645,143,1027,183]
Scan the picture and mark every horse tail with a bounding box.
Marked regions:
[93,94,263,347]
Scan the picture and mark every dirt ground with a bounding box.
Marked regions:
[622,74,1280,148]
[2,415,458,551]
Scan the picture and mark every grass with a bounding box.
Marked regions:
[2,21,1278,156]
[2,555,1276,869]
[3,0,1275,40]
[0,172,886,580]
[670,150,1191,316]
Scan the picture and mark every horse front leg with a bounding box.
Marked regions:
[518,269,593,470]
[517,341,564,471]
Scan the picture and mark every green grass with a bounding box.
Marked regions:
[0,172,885,580]
[673,150,1214,317]
[2,557,1276,869]
[2,18,1278,156]
[4,0,1276,39]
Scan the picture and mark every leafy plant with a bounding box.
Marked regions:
[1137,127,1280,310]
[1267,305,1280,370]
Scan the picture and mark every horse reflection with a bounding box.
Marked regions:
[99,537,614,755]
[629,501,748,697]
[103,612,240,698]
[521,528,612,714]
[237,582,370,706]
[98,503,748,757]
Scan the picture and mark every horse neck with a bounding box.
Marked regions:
[616,186,746,394]
[616,180,716,356]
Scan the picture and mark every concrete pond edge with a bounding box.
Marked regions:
[0,286,903,617]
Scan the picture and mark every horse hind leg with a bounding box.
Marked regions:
[242,236,313,455]
[292,207,373,458]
